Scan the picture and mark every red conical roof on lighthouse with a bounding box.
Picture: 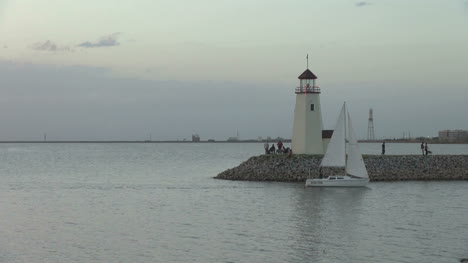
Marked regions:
[298,69,317,79]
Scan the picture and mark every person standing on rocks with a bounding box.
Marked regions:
[381,141,386,155]
[277,141,283,151]
[424,142,429,156]
[269,144,276,154]
[264,142,269,154]
[420,142,425,155]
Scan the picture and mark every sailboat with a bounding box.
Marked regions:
[305,103,369,187]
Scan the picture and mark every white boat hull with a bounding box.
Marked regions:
[305,176,369,187]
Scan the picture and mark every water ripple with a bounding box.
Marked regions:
[0,143,467,262]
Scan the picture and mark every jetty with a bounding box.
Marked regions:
[215,154,468,182]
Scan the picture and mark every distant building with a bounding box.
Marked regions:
[228,131,240,142]
[438,130,468,142]
[322,130,333,147]
[227,137,239,142]
[192,134,200,142]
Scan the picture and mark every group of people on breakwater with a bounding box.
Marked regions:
[264,141,434,156]
[381,141,432,155]
[263,141,292,155]
[420,142,432,155]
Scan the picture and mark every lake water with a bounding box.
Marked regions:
[0,143,467,262]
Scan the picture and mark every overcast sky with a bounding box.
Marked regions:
[1,0,468,141]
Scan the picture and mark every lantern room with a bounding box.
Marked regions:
[296,69,320,94]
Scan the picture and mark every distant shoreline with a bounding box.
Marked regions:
[0,140,466,144]
[0,141,261,143]
[0,140,277,143]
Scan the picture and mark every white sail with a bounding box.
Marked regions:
[345,112,369,178]
[306,103,369,187]
[320,103,346,167]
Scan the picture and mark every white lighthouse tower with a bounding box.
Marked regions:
[291,62,324,154]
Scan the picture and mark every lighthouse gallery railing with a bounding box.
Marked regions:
[295,86,321,94]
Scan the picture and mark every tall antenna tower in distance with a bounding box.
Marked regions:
[367,108,375,141]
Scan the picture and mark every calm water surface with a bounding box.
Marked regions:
[0,143,467,262]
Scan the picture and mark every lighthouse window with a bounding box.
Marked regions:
[310,104,315,111]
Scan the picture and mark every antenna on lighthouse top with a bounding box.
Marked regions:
[306,54,309,69]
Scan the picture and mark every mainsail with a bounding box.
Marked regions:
[320,104,346,167]
[345,112,369,178]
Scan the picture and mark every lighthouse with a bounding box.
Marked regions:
[291,64,325,154]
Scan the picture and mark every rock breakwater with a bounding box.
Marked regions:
[215,155,468,182]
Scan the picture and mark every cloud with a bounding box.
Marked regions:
[31,33,122,52]
[31,40,70,52]
[355,1,371,7]
[78,33,121,48]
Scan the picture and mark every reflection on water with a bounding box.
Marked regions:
[290,187,368,262]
